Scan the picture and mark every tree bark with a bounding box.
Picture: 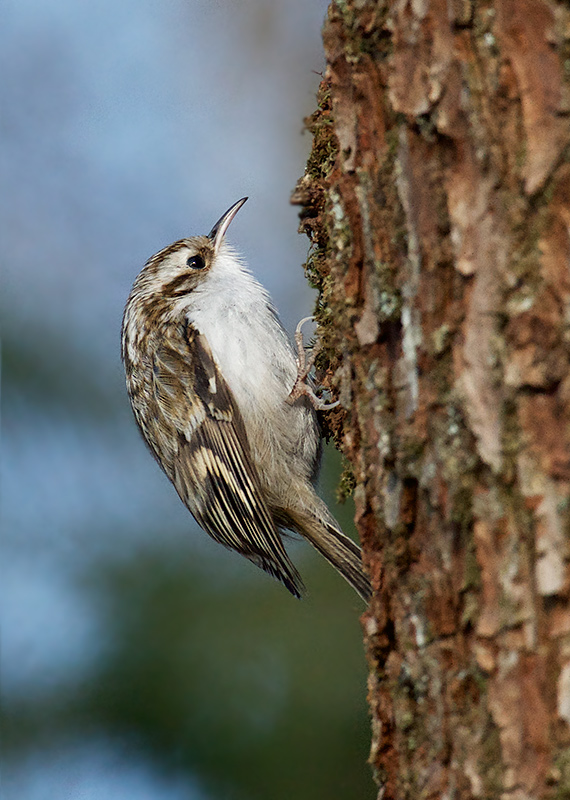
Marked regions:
[293,1,570,797]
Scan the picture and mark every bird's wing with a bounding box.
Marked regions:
[151,322,304,597]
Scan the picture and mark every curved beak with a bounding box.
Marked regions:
[208,197,248,254]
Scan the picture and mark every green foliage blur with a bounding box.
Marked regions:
[2,1,374,796]
[4,324,373,799]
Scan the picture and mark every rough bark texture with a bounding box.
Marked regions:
[293,1,570,798]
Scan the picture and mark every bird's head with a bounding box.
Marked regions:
[132,197,248,301]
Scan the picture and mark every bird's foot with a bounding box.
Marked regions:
[287,316,339,411]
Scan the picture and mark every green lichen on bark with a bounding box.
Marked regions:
[336,455,356,503]
[292,77,351,442]
[293,79,339,320]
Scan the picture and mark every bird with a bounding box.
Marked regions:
[121,197,371,602]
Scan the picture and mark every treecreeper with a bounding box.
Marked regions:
[121,198,371,602]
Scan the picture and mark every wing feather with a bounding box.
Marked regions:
[151,323,304,597]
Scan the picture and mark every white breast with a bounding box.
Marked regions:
[186,245,296,409]
[184,243,319,489]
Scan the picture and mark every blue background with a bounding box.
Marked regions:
[2,1,373,797]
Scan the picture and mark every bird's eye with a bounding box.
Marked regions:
[186,254,206,270]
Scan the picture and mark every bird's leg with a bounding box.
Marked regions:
[287,316,339,410]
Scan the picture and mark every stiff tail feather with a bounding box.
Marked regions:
[288,508,371,603]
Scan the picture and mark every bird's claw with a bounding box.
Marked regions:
[287,316,340,411]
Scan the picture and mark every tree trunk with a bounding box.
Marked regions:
[293,1,570,797]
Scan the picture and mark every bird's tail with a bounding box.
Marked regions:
[287,503,372,603]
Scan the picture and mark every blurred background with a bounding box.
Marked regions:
[1,1,373,798]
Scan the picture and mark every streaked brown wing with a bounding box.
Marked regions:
[151,323,304,597]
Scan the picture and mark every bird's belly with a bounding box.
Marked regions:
[189,307,320,491]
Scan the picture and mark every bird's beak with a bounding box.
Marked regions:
[208,197,248,254]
